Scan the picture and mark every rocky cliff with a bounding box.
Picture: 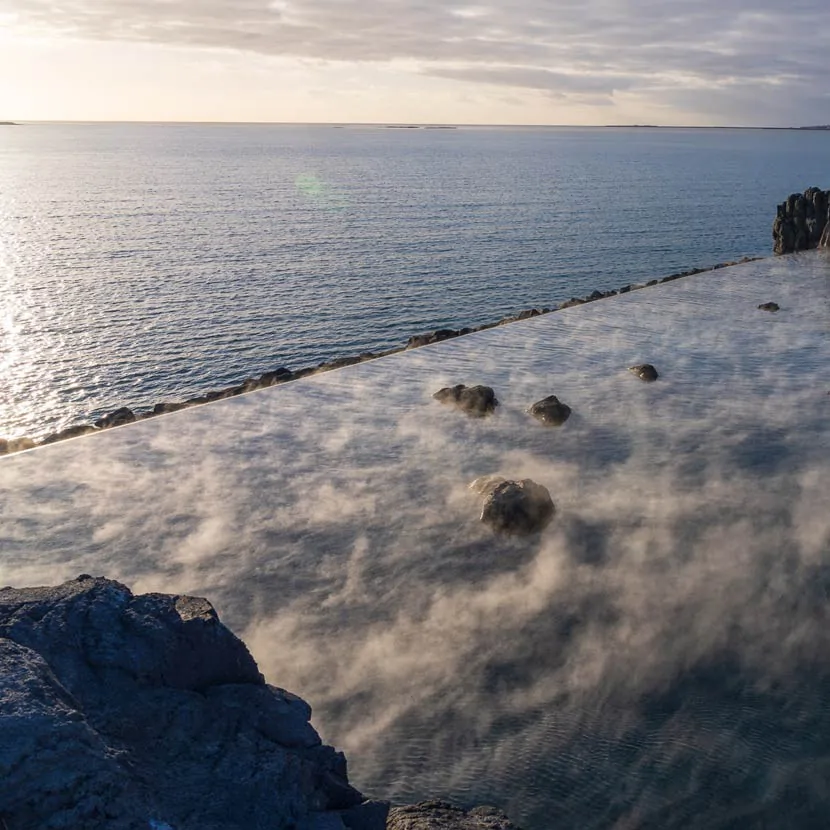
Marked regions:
[0,577,521,830]
[0,576,386,830]
[772,187,830,254]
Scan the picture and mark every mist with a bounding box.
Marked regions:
[1,253,829,828]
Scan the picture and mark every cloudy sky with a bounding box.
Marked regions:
[1,0,828,125]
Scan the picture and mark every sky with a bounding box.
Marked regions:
[1,0,829,125]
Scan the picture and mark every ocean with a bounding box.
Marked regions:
[0,123,828,439]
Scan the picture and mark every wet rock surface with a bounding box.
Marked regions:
[629,364,659,382]
[39,423,99,444]
[758,302,780,312]
[0,576,383,830]
[476,478,555,536]
[434,385,499,417]
[94,407,137,429]
[387,801,522,830]
[528,395,572,426]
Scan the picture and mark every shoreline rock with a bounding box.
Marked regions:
[0,256,760,455]
[0,576,522,829]
[772,187,830,254]
[0,576,381,829]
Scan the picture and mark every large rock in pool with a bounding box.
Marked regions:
[388,800,522,829]
[433,385,498,417]
[528,395,571,426]
[471,477,555,536]
[0,576,384,830]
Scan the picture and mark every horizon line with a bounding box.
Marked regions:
[4,119,829,130]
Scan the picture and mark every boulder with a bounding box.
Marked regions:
[153,401,192,415]
[0,576,384,830]
[260,367,294,386]
[39,424,98,445]
[388,801,522,829]
[407,329,461,349]
[628,364,659,382]
[475,478,555,536]
[433,385,498,417]
[0,437,36,455]
[773,187,830,254]
[758,302,780,312]
[528,395,572,426]
[93,407,137,429]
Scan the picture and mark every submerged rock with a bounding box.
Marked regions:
[0,576,384,830]
[628,364,659,382]
[758,302,780,312]
[388,801,522,829]
[433,385,498,417]
[476,478,555,536]
[528,395,572,426]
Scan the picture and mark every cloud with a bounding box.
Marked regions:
[4,0,830,123]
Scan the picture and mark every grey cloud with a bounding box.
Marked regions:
[5,0,830,123]
[426,66,635,100]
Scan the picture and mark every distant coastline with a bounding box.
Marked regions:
[0,121,18,126]
[605,124,830,131]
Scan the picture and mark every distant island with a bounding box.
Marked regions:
[383,124,457,130]
[605,123,830,131]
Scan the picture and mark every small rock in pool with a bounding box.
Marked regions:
[528,395,572,426]
[433,384,498,417]
[758,302,780,312]
[628,364,659,382]
[476,478,555,536]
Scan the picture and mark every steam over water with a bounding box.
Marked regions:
[2,253,829,829]
[1,123,829,440]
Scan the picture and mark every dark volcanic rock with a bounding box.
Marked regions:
[39,424,99,445]
[528,395,572,426]
[94,407,137,429]
[407,329,462,349]
[473,478,555,536]
[773,187,830,254]
[153,400,192,415]
[758,302,780,312]
[433,385,498,417]
[388,801,522,829]
[629,363,659,382]
[0,576,384,830]
[260,367,294,385]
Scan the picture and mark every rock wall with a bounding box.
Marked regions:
[0,576,386,830]
[772,187,830,254]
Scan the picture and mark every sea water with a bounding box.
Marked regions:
[0,123,827,438]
